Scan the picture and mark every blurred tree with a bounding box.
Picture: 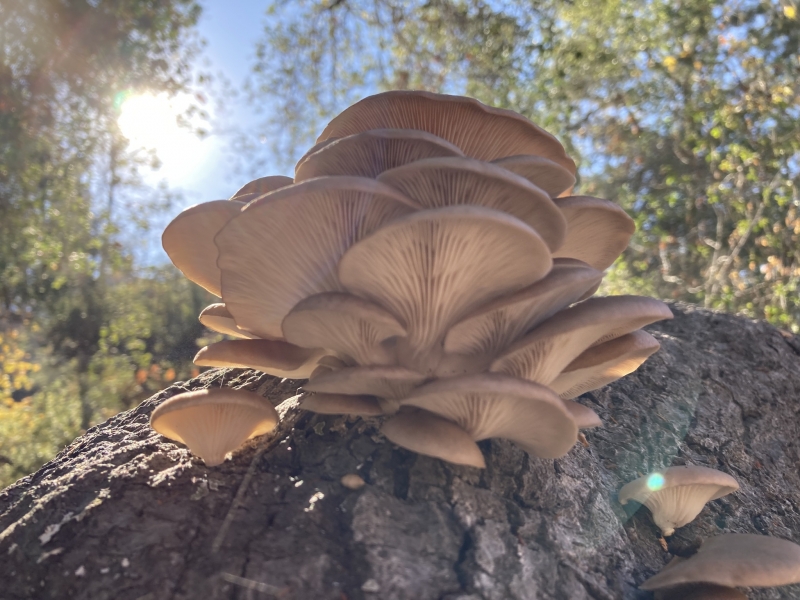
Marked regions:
[252,0,800,329]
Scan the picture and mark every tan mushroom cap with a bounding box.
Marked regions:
[162,200,244,296]
[199,303,257,339]
[229,175,293,202]
[400,373,578,458]
[381,408,486,468]
[553,196,636,271]
[492,155,576,198]
[300,392,383,416]
[295,129,465,181]
[491,295,672,386]
[215,176,415,339]
[443,258,602,357]
[654,583,747,600]
[339,206,552,373]
[640,534,800,590]
[317,90,575,173]
[150,387,278,466]
[303,365,427,400]
[194,338,325,379]
[562,400,602,429]
[377,156,566,251]
[550,330,661,399]
[619,465,740,536]
[282,292,406,366]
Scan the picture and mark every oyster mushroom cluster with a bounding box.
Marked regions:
[157,90,674,467]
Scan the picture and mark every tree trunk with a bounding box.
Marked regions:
[1,303,799,600]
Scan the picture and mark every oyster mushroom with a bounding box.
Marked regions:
[619,465,740,536]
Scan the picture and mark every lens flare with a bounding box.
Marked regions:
[647,472,666,491]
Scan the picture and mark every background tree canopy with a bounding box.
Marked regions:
[0,0,798,488]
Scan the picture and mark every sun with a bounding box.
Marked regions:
[117,92,209,182]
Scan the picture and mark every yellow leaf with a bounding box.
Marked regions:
[663,56,677,72]
[784,5,796,18]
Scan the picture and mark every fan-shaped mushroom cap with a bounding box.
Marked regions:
[339,206,552,373]
[295,129,464,181]
[199,303,257,339]
[377,156,566,251]
[300,392,383,416]
[550,330,661,399]
[443,258,602,357]
[150,388,278,466]
[619,466,740,536]
[399,373,578,458]
[229,175,294,202]
[553,196,635,271]
[381,408,486,468]
[162,200,243,296]
[317,90,575,173]
[492,155,576,198]
[562,400,602,429]
[303,365,427,400]
[216,177,415,339]
[194,339,325,379]
[491,296,672,385]
[282,292,406,366]
[640,534,800,590]
[654,583,747,600]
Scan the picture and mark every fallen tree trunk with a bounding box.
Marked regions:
[1,302,799,599]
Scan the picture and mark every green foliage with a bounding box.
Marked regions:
[252,0,800,330]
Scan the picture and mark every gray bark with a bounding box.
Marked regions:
[1,303,799,600]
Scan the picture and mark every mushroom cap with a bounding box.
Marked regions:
[381,408,486,468]
[490,295,673,386]
[443,258,602,357]
[150,387,278,466]
[562,400,602,429]
[317,90,575,173]
[338,206,552,372]
[619,466,740,536]
[162,200,243,296]
[553,196,635,271]
[194,338,325,379]
[400,373,578,458]
[300,392,384,416]
[215,176,415,339]
[229,175,294,203]
[640,534,800,590]
[654,583,747,600]
[549,330,661,399]
[199,303,257,340]
[295,128,464,181]
[281,292,406,366]
[303,365,427,400]
[377,156,566,251]
[491,155,576,197]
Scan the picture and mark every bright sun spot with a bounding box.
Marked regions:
[117,93,210,183]
[646,472,666,491]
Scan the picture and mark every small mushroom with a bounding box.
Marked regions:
[198,303,256,339]
[150,388,279,466]
[317,90,575,173]
[161,200,244,296]
[281,292,406,366]
[377,156,567,250]
[194,339,325,379]
[399,373,578,459]
[490,296,672,386]
[338,205,552,373]
[215,176,415,339]
[619,466,740,536]
[381,408,486,468]
[553,196,635,271]
[491,155,576,197]
[229,175,293,203]
[640,534,800,590]
[294,128,464,180]
[549,330,661,399]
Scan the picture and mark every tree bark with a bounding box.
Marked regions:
[1,303,799,600]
